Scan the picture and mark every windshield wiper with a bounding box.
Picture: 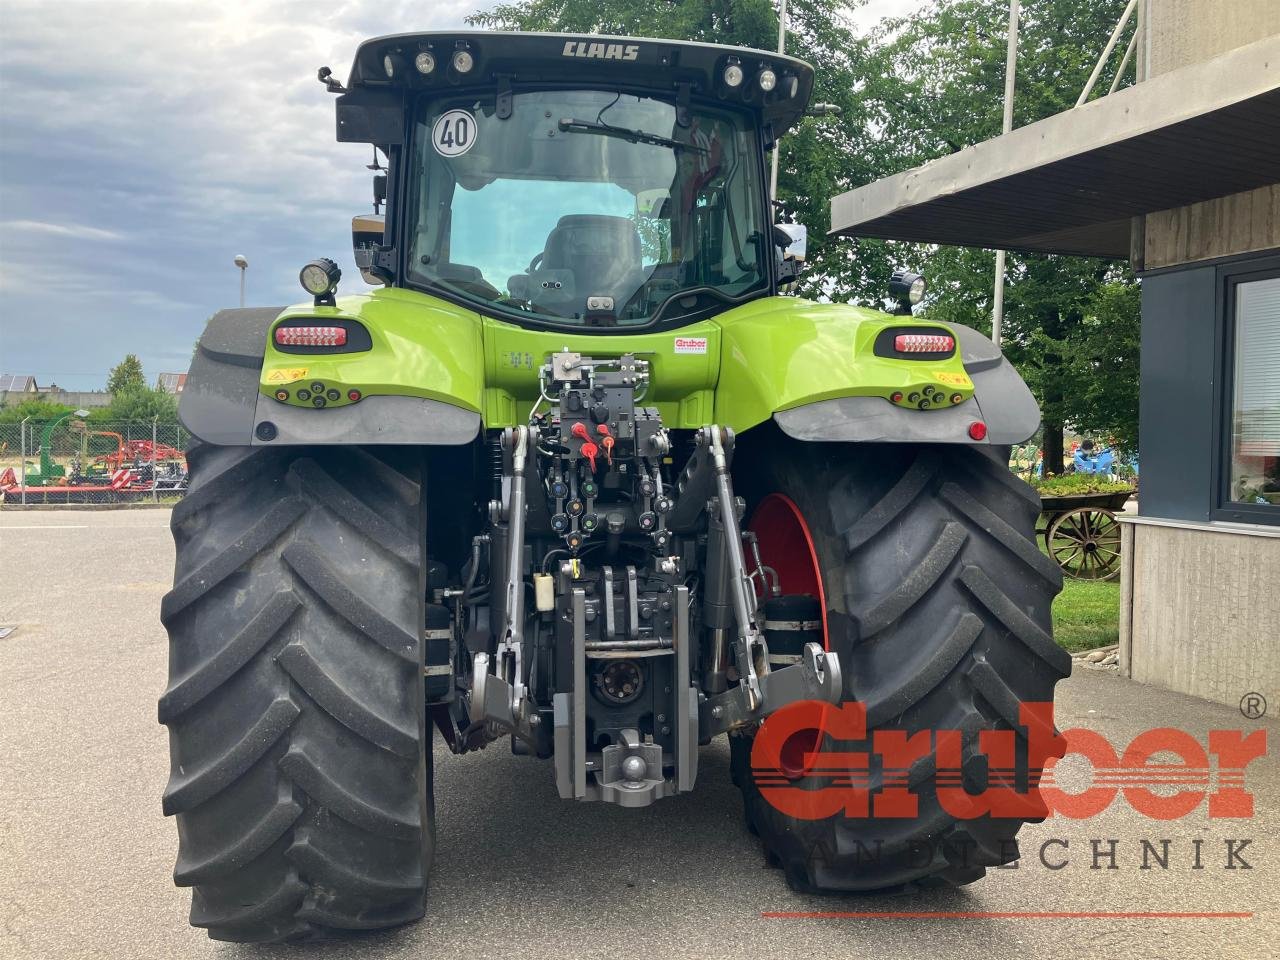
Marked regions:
[557,117,706,154]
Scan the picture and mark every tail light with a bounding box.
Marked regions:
[895,333,954,353]
[275,325,348,347]
[874,326,957,359]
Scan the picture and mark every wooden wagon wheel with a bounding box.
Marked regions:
[1047,506,1122,581]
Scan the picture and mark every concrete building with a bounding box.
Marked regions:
[0,377,113,409]
[44,389,113,409]
[830,0,1279,707]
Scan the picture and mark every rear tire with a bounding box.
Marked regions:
[732,438,1070,891]
[160,443,433,942]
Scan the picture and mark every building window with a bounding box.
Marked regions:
[1223,271,1280,520]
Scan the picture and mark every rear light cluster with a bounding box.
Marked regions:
[275,325,348,347]
[895,333,954,353]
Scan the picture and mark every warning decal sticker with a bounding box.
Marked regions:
[265,368,308,384]
[933,370,973,388]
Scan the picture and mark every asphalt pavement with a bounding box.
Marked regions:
[1,508,1276,959]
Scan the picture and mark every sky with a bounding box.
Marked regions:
[0,0,904,390]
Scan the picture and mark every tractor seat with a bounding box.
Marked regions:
[537,214,644,298]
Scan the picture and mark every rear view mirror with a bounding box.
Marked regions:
[352,213,387,285]
[336,89,406,144]
[774,223,807,293]
[775,222,807,262]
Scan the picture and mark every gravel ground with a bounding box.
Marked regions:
[1,508,1275,959]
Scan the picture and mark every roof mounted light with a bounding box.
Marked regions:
[758,68,778,92]
[415,51,436,75]
[382,54,398,79]
[452,48,474,74]
[723,60,744,88]
[299,258,342,306]
[889,270,927,306]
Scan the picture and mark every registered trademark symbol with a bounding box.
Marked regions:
[1239,692,1267,720]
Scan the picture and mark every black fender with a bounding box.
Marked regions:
[179,307,481,446]
[772,323,1039,445]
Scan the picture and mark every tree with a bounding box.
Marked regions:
[0,396,74,425]
[1063,278,1141,451]
[100,385,179,423]
[106,354,146,395]
[853,0,1142,466]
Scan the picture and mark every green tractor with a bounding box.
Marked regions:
[161,31,1069,942]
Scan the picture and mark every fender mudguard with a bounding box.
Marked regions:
[771,323,1039,446]
[180,306,482,446]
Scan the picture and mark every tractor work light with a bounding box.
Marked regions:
[274,325,348,348]
[723,62,744,88]
[299,258,342,304]
[452,49,475,74]
[382,54,397,78]
[894,333,955,353]
[758,68,778,92]
[415,51,436,74]
[889,270,927,305]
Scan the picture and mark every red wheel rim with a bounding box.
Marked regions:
[747,493,832,779]
[746,493,829,651]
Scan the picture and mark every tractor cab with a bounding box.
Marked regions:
[332,32,813,328]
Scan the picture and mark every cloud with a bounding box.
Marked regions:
[0,220,125,241]
[0,0,476,386]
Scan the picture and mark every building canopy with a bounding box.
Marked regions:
[829,36,1280,259]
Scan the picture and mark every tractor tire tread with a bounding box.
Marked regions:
[162,442,431,942]
[733,440,1067,892]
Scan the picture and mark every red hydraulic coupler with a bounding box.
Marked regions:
[571,422,599,470]
[595,424,615,466]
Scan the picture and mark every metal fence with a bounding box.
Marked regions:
[0,418,191,507]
